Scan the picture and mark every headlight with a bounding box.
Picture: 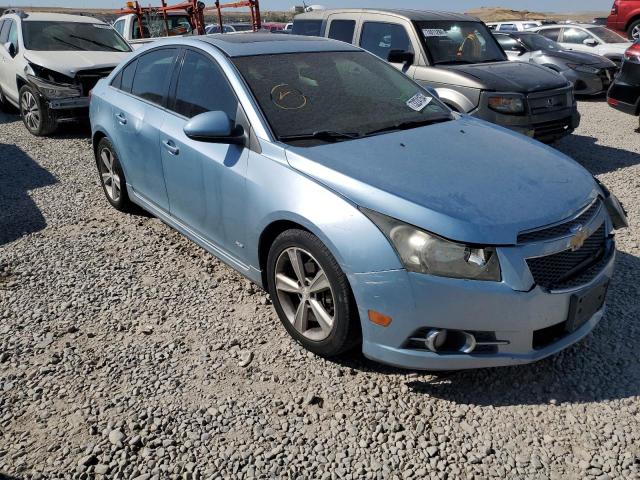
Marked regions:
[361,208,501,281]
[567,63,600,74]
[26,74,82,99]
[487,94,525,114]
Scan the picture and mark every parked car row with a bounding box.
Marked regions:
[0,9,633,370]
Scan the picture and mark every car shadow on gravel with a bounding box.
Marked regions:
[555,134,640,175]
[402,251,640,406]
[0,473,21,480]
[0,143,57,246]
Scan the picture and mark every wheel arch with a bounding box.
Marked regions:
[625,14,640,33]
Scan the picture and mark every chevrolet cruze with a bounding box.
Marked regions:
[89,34,627,370]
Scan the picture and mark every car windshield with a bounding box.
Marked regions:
[416,21,506,64]
[518,33,563,51]
[589,26,627,43]
[132,15,192,39]
[232,51,452,146]
[23,21,131,52]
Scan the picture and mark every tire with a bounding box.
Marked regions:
[266,229,360,357]
[19,85,56,136]
[628,19,640,40]
[95,137,134,212]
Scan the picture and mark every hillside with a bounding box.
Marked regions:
[466,7,608,22]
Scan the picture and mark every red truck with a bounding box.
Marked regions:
[608,0,640,40]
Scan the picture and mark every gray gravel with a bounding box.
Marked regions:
[1,101,639,480]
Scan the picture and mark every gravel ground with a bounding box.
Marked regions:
[1,101,639,480]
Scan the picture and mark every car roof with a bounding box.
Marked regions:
[295,8,479,22]
[3,11,106,23]
[197,33,360,56]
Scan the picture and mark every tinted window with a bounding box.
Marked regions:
[562,27,591,44]
[498,24,517,32]
[0,21,8,43]
[328,20,355,43]
[111,70,123,90]
[232,51,451,146]
[589,26,627,43]
[495,35,520,51]
[172,50,237,119]
[22,21,130,52]
[538,28,561,41]
[113,19,125,35]
[360,22,412,61]
[120,59,137,93]
[417,21,506,64]
[131,49,177,105]
[518,33,562,51]
[291,19,322,36]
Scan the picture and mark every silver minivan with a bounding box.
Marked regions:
[293,9,580,142]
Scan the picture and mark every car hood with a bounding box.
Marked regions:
[537,49,616,67]
[24,50,131,78]
[285,116,598,245]
[440,61,569,92]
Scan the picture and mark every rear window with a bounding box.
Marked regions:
[292,19,322,36]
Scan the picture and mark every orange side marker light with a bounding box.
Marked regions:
[368,310,392,327]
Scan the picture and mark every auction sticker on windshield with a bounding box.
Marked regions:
[406,92,432,112]
[422,28,448,37]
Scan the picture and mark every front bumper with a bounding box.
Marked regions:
[472,88,580,142]
[563,67,617,96]
[348,218,616,371]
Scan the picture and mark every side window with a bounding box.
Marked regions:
[0,21,7,43]
[562,28,591,44]
[131,49,177,106]
[291,20,322,36]
[495,35,519,51]
[111,71,123,90]
[360,22,412,61]
[539,28,561,41]
[171,50,237,119]
[120,59,137,93]
[113,19,125,35]
[328,20,356,44]
[7,21,18,51]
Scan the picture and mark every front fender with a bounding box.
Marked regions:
[433,87,478,113]
[245,150,402,276]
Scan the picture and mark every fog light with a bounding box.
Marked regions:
[424,329,477,353]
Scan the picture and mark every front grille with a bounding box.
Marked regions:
[526,223,607,290]
[518,199,602,243]
[529,93,568,115]
[75,67,115,96]
[533,117,573,139]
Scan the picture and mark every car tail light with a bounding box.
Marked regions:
[624,43,640,63]
[608,97,619,106]
[611,0,618,14]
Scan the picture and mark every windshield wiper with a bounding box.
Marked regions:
[52,36,88,51]
[364,117,452,136]
[279,130,361,143]
[69,35,121,51]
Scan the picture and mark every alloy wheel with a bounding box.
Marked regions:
[21,91,40,131]
[98,147,121,202]
[274,247,335,341]
[633,24,640,40]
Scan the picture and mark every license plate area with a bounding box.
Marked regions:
[565,280,609,333]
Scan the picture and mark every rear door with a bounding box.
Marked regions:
[559,26,594,53]
[108,47,178,212]
[160,48,249,252]
[0,20,19,102]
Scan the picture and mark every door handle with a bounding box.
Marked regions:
[115,112,127,125]
[162,139,179,155]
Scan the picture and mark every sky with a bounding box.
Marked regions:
[2,0,614,13]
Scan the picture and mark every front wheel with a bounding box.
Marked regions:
[266,229,360,357]
[628,19,640,40]
[19,85,56,136]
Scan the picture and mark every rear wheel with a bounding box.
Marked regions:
[628,19,640,40]
[267,229,360,357]
[96,137,134,212]
[19,85,56,136]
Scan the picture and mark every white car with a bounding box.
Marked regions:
[532,24,632,65]
[0,10,131,135]
[113,12,194,48]
[486,20,542,32]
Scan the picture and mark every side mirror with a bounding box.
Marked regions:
[183,111,245,145]
[583,38,598,47]
[387,49,414,65]
[4,42,16,58]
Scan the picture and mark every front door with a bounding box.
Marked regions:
[159,48,248,253]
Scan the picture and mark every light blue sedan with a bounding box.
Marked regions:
[89,34,627,370]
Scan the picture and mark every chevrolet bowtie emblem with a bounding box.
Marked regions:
[569,225,588,251]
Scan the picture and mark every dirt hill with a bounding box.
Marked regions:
[466,7,608,22]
